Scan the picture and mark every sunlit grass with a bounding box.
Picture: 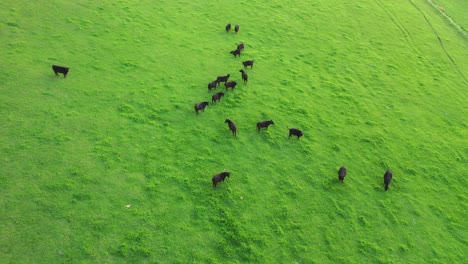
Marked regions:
[0,0,466,262]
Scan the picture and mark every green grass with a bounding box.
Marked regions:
[0,0,466,263]
[429,0,468,32]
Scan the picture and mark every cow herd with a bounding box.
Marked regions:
[336,166,393,191]
[50,24,394,192]
[206,24,395,191]
[214,167,394,191]
[194,26,304,141]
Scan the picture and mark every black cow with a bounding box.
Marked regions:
[235,24,239,33]
[239,69,248,84]
[230,48,241,57]
[237,43,245,51]
[226,23,232,32]
[384,170,393,191]
[212,171,231,188]
[242,60,254,68]
[212,92,225,103]
[194,102,209,114]
[216,74,230,84]
[257,120,274,132]
[338,166,347,183]
[208,80,219,92]
[52,65,69,78]
[225,81,237,91]
[225,119,237,137]
[288,128,303,139]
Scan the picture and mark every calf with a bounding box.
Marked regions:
[212,171,231,188]
[226,23,231,32]
[242,60,254,68]
[257,120,274,132]
[235,24,239,33]
[208,80,219,92]
[288,128,303,139]
[338,166,347,183]
[384,170,393,191]
[230,48,241,57]
[216,74,230,84]
[194,101,209,114]
[237,43,245,51]
[212,92,225,103]
[225,81,237,91]
[239,69,248,84]
[52,65,70,78]
[225,119,237,137]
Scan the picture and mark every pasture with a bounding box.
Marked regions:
[0,0,466,263]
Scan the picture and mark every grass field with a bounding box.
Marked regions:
[430,0,468,32]
[0,0,466,263]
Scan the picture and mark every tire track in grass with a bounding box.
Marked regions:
[373,0,423,59]
[374,0,467,83]
[426,0,467,38]
[407,0,467,83]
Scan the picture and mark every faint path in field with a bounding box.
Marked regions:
[374,0,467,83]
[426,0,467,38]
[373,0,423,61]
[407,0,467,83]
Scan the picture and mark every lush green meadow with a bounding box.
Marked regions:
[0,0,466,263]
[431,0,468,32]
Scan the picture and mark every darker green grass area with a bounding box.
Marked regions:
[0,0,466,263]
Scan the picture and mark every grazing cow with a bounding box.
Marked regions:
[52,65,69,78]
[194,101,209,114]
[230,48,241,57]
[225,119,237,137]
[237,43,245,51]
[226,23,231,32]
[235,24,239,33]
[212,92,225,103]
[288,128,303,139]
[216,74,230,84]
[225,81,237,91]
[338,166,347,183]
[257,120,274,132]
[212,171,231,188]
[242,60,254,68]
[239,69,248,84]
[208,80,219,92]
[384,170,393,191]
